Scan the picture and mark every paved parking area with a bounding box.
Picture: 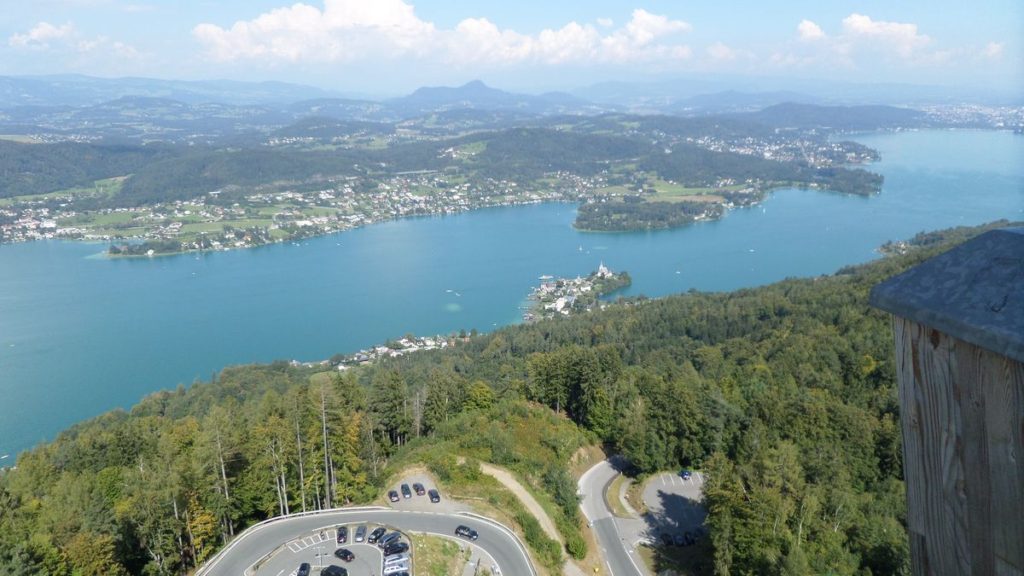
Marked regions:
[387,472,466,513]
[256,525,395,576]
[640,471,706,543]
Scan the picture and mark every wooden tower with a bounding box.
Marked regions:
[870,227,1023,576]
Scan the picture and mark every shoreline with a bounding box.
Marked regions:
[4,177,880,257]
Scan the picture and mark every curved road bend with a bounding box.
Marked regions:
[197,508,535,576]
[579,459,647,576]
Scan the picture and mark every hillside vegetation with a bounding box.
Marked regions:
[1,220,1015,576]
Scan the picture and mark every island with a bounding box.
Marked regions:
[523,263,631,322]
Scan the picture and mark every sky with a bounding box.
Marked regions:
[2,0,1021,96]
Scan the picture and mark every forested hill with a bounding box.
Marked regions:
[0,220,1016,576]
[739,102,928,131]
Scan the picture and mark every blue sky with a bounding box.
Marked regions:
[2,0,1020,95]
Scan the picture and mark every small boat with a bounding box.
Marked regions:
[0,454,8,460]
[578,245,583,251]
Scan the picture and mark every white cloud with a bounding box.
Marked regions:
[596,18,613,28]
[8,22,75,49]
[797,19,825,41]
[983,41,1004,58]
[193,1,692,66]
[841,13,929,58]
[8,20,141,60]
[774,12,957,73]
[706,42,737,62]
[622,8,690,46]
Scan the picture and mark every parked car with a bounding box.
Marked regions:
[335,525,347,544]
[378,531,402,548]
[680,469,693,481]
[321,566,348,576]
[383,561,409,575]
[400,483,412,499]
[383,541,409,556]
[428,489,441,503]
[388,490,400,502]
[412,482,425,496]
[333,548,354,562]
[455,525,479,540]
[297,563,310,576]
[367,526,387,544]
[384,553,410,566]
[354,524,367,542]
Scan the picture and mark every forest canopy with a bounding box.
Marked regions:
[2,220,1014,576]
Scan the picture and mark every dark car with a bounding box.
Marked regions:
[321,566,348,576]
[428,489,440,503]
[388,489,400,502]
[400,483,412,499]
[297,563,311,576]
[680,469,693,481]
[335,525,348,544]
[354,524,367,542]
[455,525,479,540]
[333,548,354,562]
[412,482,425,496]
[382,541,409,556]
[378,531,402,548]
[367,526,387,544]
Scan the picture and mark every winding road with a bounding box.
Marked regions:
[196,507,536,576]
[579,459,647,576]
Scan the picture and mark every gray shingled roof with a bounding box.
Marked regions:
[869,227,1024,363]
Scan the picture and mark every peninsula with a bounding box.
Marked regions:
[523,263,631,322]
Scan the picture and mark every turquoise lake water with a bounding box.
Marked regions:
[0,130,1021,457]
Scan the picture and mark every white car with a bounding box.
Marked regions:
[384,554,410,566]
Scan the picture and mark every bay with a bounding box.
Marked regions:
[0,129,1021,458]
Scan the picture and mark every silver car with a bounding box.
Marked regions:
[384,553,410,566]
[383,561,410,575]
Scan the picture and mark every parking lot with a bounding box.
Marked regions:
[386,473,465,513]
[641,471,706,545]
[256,525,403,576]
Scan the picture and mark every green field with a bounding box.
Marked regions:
[595,185,637,195]
[455,141,487,156]
[413,534,468,576]
[648,181,743,203]
[0,176,125,207]
[0,134,42,144]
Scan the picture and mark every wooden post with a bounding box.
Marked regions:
[871,227,1024,576]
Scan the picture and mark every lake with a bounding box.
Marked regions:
[1,130,1021,458]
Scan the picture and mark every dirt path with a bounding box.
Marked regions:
[475,461,588,576]
[478,462,563,545]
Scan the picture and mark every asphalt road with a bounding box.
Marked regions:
[197,508,534,576]
[579,459,647,576]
